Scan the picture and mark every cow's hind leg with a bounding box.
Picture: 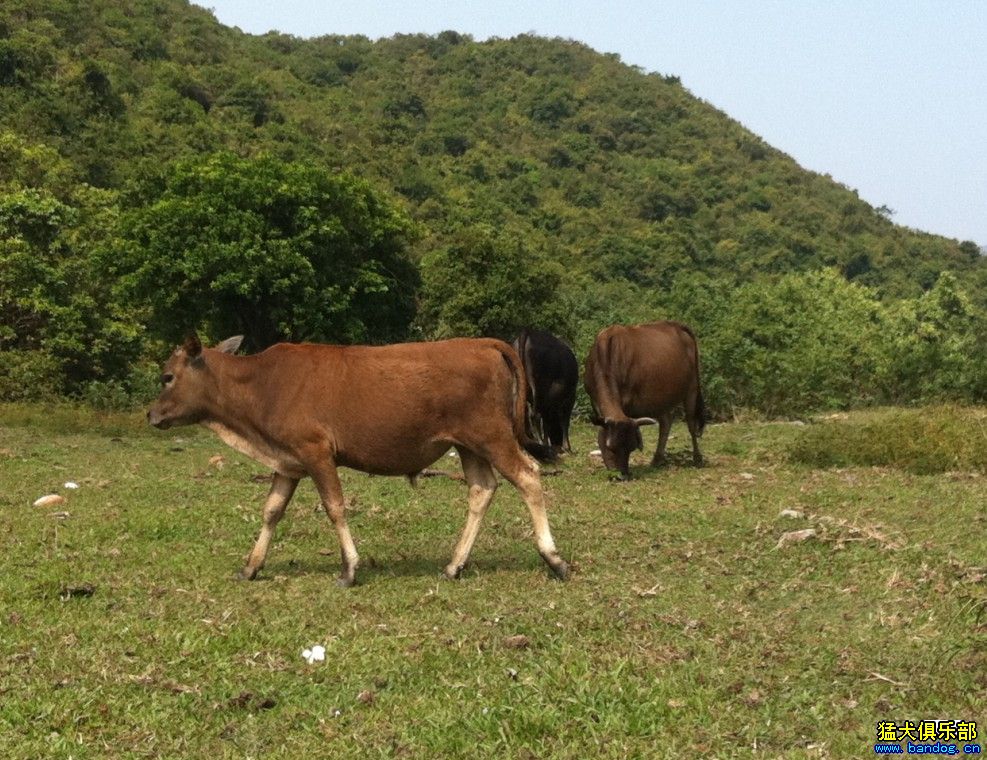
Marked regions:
[310,462,360,587]
[686,408,705,467]
[561,394,575,453]
[240,473,299,580]
[445,449,498,580]
[543,405,565,453]
[489,445,568,580]
[650,412,674,467]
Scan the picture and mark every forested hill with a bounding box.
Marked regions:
[2,0,986,411]
[3,0,981,286]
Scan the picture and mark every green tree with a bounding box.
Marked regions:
[0,133,141,399]
[418,224,567,340]
[704,270,889,415]
[883,272,987,402]
[113,153,419,348]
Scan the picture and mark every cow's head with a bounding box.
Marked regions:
[147,333,243,429]
[595,416,657,480]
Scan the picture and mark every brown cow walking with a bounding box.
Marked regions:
[584,321,707,480]
[147,334,568,586]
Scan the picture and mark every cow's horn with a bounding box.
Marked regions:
[633,417,658,427]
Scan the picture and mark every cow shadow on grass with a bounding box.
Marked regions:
[650,450,706,469]
[608,450,707,481]
[606,451,709,483]
[259,553,540,585]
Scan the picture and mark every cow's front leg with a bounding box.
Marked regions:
[650,413,673,467]
[240,473,299,580]
[310,462,360,587]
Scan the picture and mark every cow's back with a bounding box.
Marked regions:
[586,322,699,419]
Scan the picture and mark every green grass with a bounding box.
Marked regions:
[1,406,984,758]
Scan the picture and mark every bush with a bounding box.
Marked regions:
[418,224,567,340]
[78,360,159,410]
[789,406,987,474]
[0,350,62,401]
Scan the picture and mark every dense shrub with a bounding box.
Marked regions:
[0,134,144,399]
[418,224,568,340]
[0,349,62,401]
[789,405,987,474]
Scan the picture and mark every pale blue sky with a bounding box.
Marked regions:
[198,1,987,246]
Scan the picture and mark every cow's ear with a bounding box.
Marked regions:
[215,335,244,355]
[183,333,203,359]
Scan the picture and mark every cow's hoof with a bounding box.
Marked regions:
[237,567,259,581]
[541,553,569,581]
[443,563,464,580]
[335,575,356,588]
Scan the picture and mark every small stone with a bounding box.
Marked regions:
[502,634,530,650]
[778,509,805,519]
[33,494,65,508]
[775,529,817,549]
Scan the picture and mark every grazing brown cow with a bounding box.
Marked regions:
[147,334,569,586]
[584,321,707,480]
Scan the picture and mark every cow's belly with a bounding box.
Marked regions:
[336,440,453,476]
[623,388,686,418]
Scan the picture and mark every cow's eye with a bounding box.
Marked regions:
[161,373,174,386]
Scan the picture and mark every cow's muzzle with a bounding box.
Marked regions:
[147,408,171,429]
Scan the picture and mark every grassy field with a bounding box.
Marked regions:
[1,405,984,758]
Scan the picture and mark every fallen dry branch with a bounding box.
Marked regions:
[417,469,466,482]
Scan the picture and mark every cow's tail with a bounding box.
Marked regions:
[678,323,708,436]
[499,343,557,463]
[514,328,536,440]
[695,385,708,436]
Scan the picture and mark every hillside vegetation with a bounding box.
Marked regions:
[1,0,985,413]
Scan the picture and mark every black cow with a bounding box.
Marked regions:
[511,328,579,453]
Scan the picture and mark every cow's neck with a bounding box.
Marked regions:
[594,395,628,422]
[199,351,264,438]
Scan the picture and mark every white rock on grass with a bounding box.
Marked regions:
[33,494,66,508]
[302,644,326,664]
[63,482,80,490]
[778,509,805,519]
[775,528,817,549]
